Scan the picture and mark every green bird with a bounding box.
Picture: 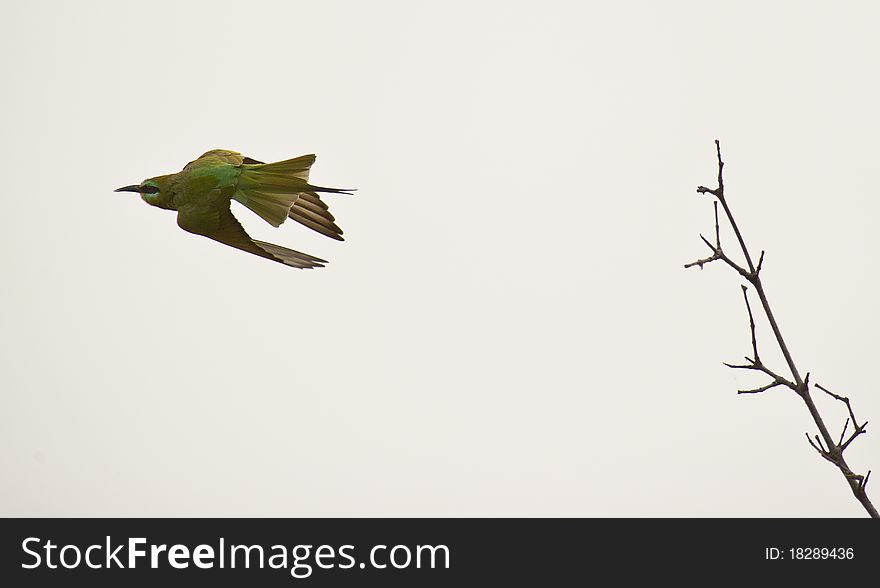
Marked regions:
[116,149,353,269]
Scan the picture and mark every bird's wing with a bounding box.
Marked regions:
[182,149,255,171]
[176,200,326,269]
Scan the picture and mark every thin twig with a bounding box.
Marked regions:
[722,358,797,392]
[838,418,850,447]
[816,383,866,428]
[713,201,720,247]
[684,234,751,277]
[815,383,868,452]
[741,286,759,364]
[738,380,785,395]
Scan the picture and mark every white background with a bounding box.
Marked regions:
[2,1,878,516]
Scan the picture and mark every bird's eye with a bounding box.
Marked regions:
[141,184,160,194]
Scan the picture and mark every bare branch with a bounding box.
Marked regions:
[689,141,877,517]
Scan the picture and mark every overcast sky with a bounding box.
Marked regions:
[2,1,878,516]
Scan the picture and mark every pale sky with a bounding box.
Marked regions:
[2,1,878,516]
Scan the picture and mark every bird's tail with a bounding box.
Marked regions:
[233,155,354,231]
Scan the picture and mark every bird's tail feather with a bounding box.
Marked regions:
[248,154,316,180]
[234,156,353,229]
[231,189,296,228]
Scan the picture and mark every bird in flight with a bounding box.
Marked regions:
[116,149,353,269]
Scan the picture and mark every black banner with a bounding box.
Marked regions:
[1,518,876,585]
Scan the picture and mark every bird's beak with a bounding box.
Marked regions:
[115,185,141,193]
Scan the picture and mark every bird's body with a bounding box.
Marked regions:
[116,149,352,268]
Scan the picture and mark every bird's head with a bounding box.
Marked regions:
[115,175,175,209]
